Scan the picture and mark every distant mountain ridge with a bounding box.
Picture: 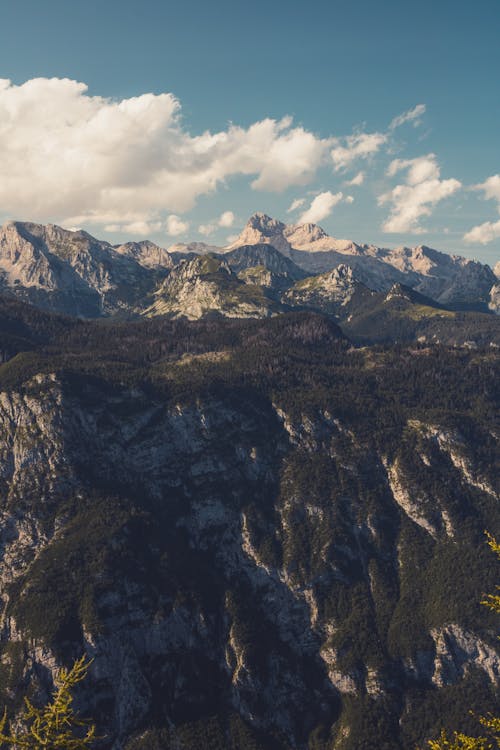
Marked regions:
[229,213,499,312]
[0,220,166,316]
[0,215,498,332]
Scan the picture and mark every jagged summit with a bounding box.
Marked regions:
[114,240,174,270]
[384,282,442,306]
[168,240,223,256]
[0,216,498,316]
[227,214,498,311]
[223,243,306,280]
[144,253,281,320]
[283,262,374,317]
[0,220,158,316]
[228,213,354,257]
[228,213,290,256]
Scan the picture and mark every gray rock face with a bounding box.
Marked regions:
[490,282,500,313]
[223,243,307,285]
[113,241,174,270]
[227,213,293,257]
[229,215,499,312]
[0,357,497,749]
[282,264,375,316]
[0,217,498,319]
[143,255,280,319]
[0,222,162,316]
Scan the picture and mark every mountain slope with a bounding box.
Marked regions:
[223,243,307,293]
[282,264,375,317]
[229,214,499,312]
[0,312,497,750]
[342,283,500,346]
[114,240,175,270]
[143,255,283,319]
[0,221,162,316]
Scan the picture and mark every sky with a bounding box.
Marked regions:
[0,0,499,266]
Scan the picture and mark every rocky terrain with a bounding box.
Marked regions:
[0,308,497,749]
[0,215,498,327]
[0,215,498,749]
[227,214,499,313]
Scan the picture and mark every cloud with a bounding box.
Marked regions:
[331,132,387,172]
[0,77,335,227]
[198,210,236,236]
[198,222,216,236]
[345,195,354,204]
[464,219,500,245]
[104,220,164,235]
[166,215,189,236]
[463,175,500,244]
[389,104,426,130]
[248,118,330,190]
[387,154,440,184]
[380,154,461,233]
[330,104,427,173]
[106,215,189,237]
[299,191,344,224]
[345,171,365,186]
[0,81,432,234]
[287,198,306,213]
[218,210,235,228]
[474,174,500,204]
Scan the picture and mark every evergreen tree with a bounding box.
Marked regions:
[0,656,98,749]
[424,535,500,750]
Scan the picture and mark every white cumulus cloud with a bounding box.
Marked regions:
[218,210,235,228]
[166,215,189,236]
[331,132,387,172]
[198,222,217,237]
[106,220,164,235]
[464,220,500,245]
[299,191,344,224]
[473,174,500,204]
[464,175,500,245]
[380,154,461,233]
[386,155,440,185]
[0,77,335,227]
[198,210,236,236]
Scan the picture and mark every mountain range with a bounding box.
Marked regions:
[0,214,498,349]
[0,213,498,749]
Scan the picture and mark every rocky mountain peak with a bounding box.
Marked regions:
[248,212,286,232]
[114,240,174,270]
[168,240,223,256]
[223,243,306,282]
[330,263,355,282]
[385,283,413,302]
[285,221,328,244]
[0,220,157,317]
[182,254,232,278]
[228,213,291,256]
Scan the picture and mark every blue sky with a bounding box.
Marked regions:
[0,0,499,265]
